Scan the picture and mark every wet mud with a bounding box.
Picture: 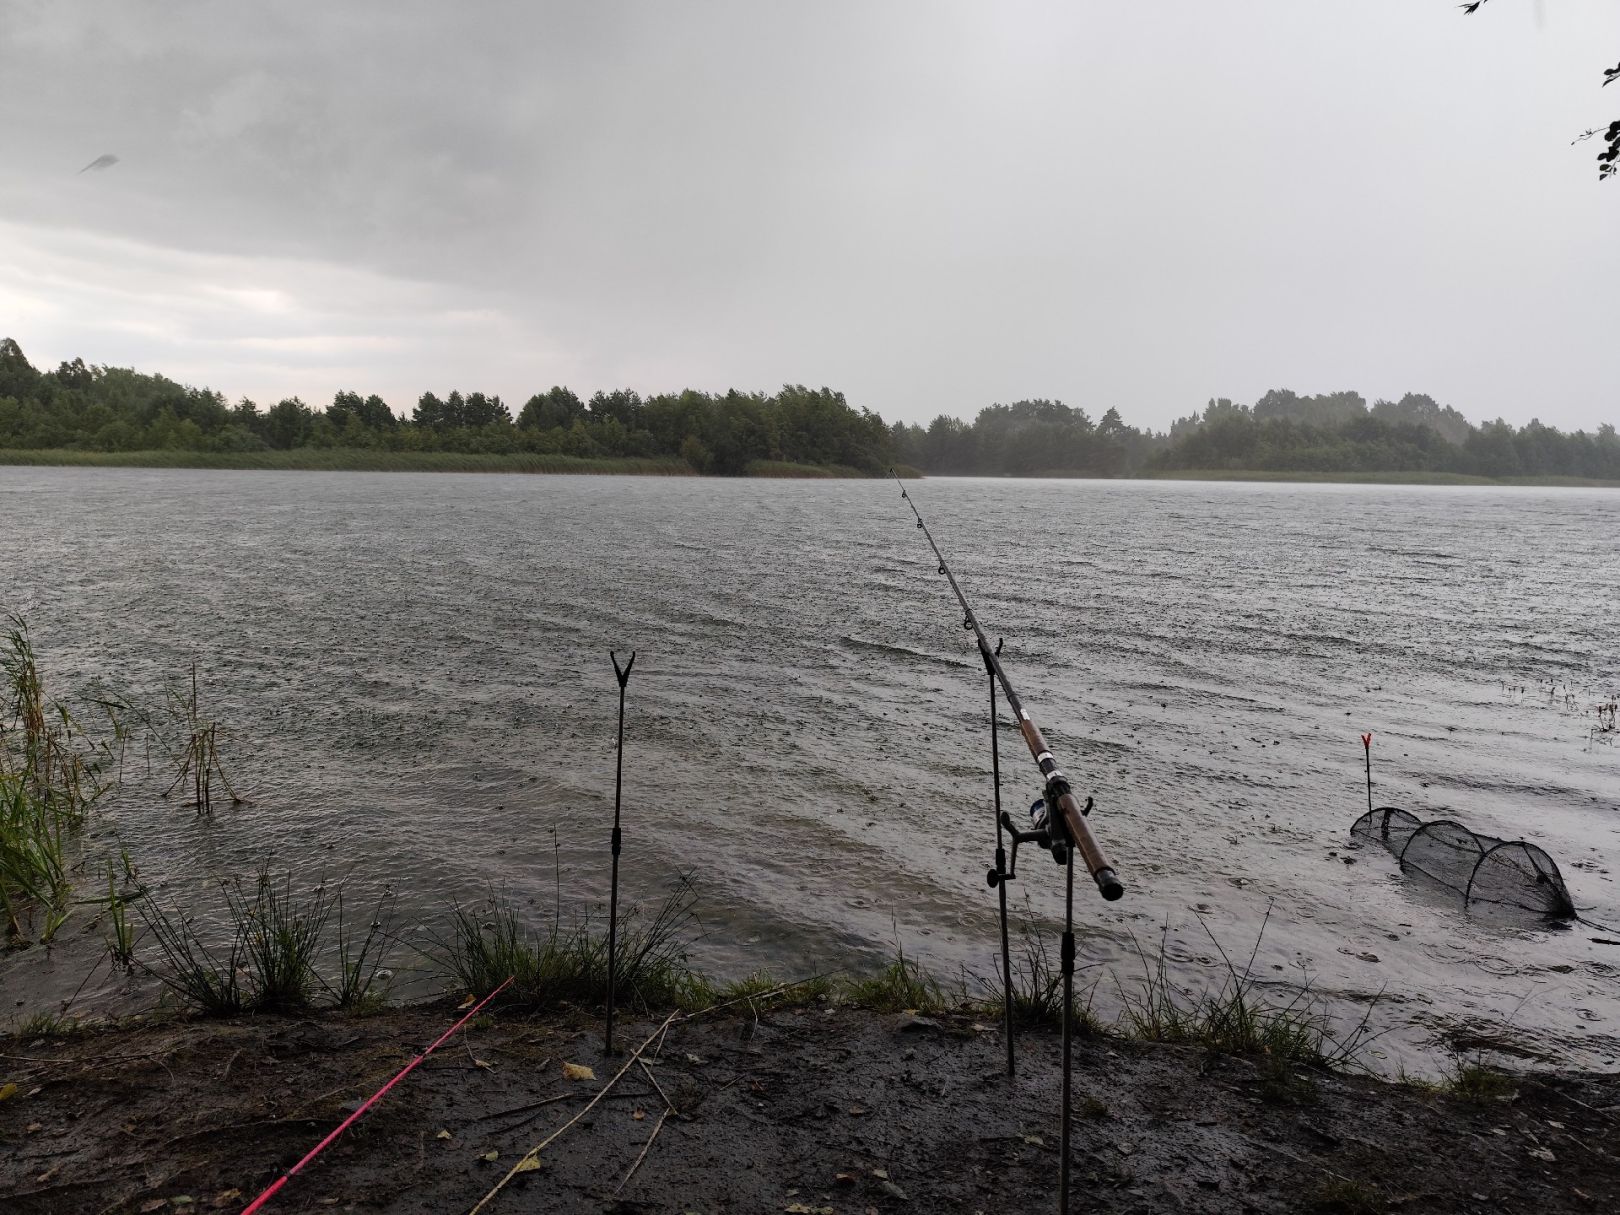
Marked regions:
[3,1001,1616,1214]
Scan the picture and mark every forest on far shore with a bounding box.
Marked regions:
[1,337,1615,481]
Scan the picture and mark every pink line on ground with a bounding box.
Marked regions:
[240,976,515,1215]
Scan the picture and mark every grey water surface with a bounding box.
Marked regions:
[2,468,1616,1073]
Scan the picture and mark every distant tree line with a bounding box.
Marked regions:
[1151,390,1620,481]
[889,399,1160,477]
[888,387,1617,481]
[2,337,1614,480]
[0,338,892,475]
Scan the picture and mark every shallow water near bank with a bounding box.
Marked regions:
[2,468,1616,1073]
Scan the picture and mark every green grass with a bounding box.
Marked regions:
[228,870,334,1011]
[977,912,1102,1032]
[322,891,396,1010]
[104,863,138,970]
[13,1010,71,1038]
[844,944,949,1014]
[138,888,248,1015]
[1116,913,1374,1072]
[1444,1059,1517,1103]
[435,876,701,1012]
[138,866,392,1016]
[744,459,874,479]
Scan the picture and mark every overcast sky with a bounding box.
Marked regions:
[2,1,1616,432]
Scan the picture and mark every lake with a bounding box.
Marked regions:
[2,467,1616,1072]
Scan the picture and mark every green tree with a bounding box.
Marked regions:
[517,386,584,430]
[264,397,315,449]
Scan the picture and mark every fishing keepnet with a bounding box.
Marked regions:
[1350,807,1576,920]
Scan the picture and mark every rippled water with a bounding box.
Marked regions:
[3,468,1616,1072]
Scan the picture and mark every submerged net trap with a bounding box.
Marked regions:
[1351,807,1576,920]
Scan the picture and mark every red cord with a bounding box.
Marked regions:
[240,976,515,1215]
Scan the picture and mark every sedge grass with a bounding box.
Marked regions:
[976,908,1103,1033]
[844,941,949,1014]
[139,866,353,1015]
[322,890,397,1011]
[1116,908,1377,1072]
[137,891,247,1015]
[435,874,702,1012]
[228,868,334,1011]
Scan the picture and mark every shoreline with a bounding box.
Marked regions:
[0,449,882,479]
[3,998,1615,1213]
[3,449,1616,486]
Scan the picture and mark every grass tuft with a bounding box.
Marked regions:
[14,1010,70,1038]
[228,868,333,1011]
[1444,1059,1516,1103]
[978,911,1103,1033]
[104,862,139,970]
[434,874,702,1012]
[844,942,949,1014]
[137,888,247,1015]
[323,891,397,1011]
[1116,908,1375,1071]
[137,866,382,1016]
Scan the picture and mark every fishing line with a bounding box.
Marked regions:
[239,976,514,1215]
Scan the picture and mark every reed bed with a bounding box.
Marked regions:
[0,617,109,944]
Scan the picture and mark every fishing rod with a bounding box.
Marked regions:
[894,472,1123,903]
[895,472,1124,1215]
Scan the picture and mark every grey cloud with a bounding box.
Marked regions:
[1,1,1616,430]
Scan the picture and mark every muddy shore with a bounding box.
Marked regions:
[2,999,1616,1215]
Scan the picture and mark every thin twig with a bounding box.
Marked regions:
[467,1011,679,1215]
[613,1107,670,1196]
[638,1058,676,1113]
